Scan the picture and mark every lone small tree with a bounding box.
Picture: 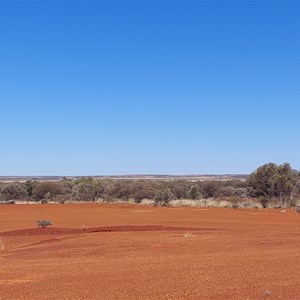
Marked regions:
[72,177,103,201]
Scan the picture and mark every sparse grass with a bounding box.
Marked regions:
[168,199,212,207]
[0,200,15,205]
[218,200,231,208]
[0,237,6,250]
[264,289,272,298]
[183,232,195,238]
[140,199,156,206]
[232,203,239,209]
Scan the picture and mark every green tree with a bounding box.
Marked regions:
[200,181,220,198]
[188,185,199,199]
[33,182,63,200]
[154,189,173,206]
[25,180,38,198]
[72,177,103,201]
[0,183,27,200]
[247,162,299,207]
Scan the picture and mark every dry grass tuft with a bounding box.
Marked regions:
[264,289,272,298]
[140,199,156,206]
[183,232,195,238]
[0,237,6,250]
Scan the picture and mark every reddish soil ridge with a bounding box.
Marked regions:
[1,225,223,236]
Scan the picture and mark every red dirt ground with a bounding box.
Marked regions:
[0,204,299,299]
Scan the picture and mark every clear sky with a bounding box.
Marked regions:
[0,0,299,176]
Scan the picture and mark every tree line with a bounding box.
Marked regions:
[0,163,299,208]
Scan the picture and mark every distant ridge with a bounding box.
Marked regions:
[0,174,248,182]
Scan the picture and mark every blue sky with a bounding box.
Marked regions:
[1,1,299,175]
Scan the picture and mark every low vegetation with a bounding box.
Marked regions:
[37,220,52,228]
[0,162,299,209]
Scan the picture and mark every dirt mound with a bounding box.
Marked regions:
[1,227,82,236]
[1,225,222,237]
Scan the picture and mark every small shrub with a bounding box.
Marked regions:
[232,203,239,209]
[140,199,155,206]
[154,189,172,206]
[53,194,71,204]
[216,186,236,197]
[226,196,240,208]
[37,220,52,228]
[40,199,48,204]
[242,201,255,209]
[205,199,218,207]
[253,202,263,209]
[218,200,230,208]
[260,197,270,208]
[44,192,51,199]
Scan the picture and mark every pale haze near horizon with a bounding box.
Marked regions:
[0,1,299,176]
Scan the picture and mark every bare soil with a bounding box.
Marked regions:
[0,204,299,299]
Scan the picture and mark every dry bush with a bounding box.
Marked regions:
[241,201,255,209]
[95,198,105,203]
[253,202,263,209]
[33,182,63,200]
[0,200,15,205]
[168,199,207,207]
[169,199,195,207]
[140,199,155,206]
[216,186,237,197]
[37,220,52,228]
[53,194,71,204]
[205,199,219,207]
[0,183,27,201]
[15,200,38,204]
[218,200,231,208]
[291,197,300,208]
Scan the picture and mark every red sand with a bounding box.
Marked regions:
[0,204,299,299]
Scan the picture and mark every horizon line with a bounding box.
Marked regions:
[0,173,249,177]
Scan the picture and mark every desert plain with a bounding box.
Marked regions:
[0,204,299,300]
